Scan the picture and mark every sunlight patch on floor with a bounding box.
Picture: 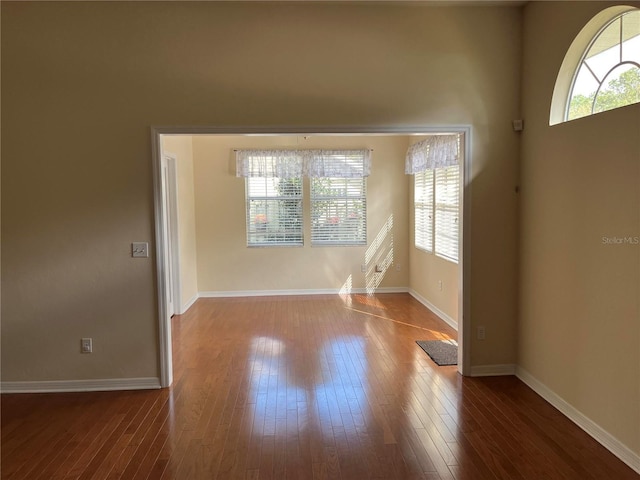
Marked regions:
[344,305,453,340]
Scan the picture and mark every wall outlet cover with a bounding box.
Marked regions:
[132,242,149,258]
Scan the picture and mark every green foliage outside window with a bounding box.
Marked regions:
[569,67,640,120]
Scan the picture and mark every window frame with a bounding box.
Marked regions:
[566,10,640,121]
[241,148,370,248]
[550,6,640,125]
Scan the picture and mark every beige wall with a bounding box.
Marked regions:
[1,2,521,382]
[520,2,640,454]
[410,248,459,323]
[408,136,460,325]
[161,136,199,312]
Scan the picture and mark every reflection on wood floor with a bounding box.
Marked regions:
[2,294,637,479]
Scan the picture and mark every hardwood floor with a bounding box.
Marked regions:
[2,293,637,479]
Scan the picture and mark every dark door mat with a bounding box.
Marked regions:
[416,340,458,366]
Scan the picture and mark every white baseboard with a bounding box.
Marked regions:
[1,377,161,394]
[469,364,517,377]
[199,287,409,298]
[408,289,458,331]
[516,367,640,474]
[179,293,199,314]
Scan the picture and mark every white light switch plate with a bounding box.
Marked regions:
[81,338,92,353]
[132,242,149,258]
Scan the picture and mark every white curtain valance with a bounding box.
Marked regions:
[405,135,459,174]
[236,149,371,178]
[235,150,304,178]
[305,149,371,178]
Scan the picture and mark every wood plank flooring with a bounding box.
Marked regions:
[2,293,638,479]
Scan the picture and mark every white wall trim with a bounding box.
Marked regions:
[408,289,458,331]
[470,364,517,377]
[162,153,182,318]
[460,128,472,376]
[152,125,472,387]
[516,367,640,474]
[151,128,173,388]
[199,287,409,298]
[179,293,199,314]
[1,377,161,394]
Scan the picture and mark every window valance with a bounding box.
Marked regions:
[405,135,459,174]
[235,150,304,178]
[236,149,371,178]
[304,149,371,178]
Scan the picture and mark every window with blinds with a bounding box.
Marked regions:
[310,176,367,246]
[246,176,303,247]
[414,165,459,263]
[435,165,459,262]
[414,169,434,252]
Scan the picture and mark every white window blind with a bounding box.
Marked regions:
[246,177,303,247]
[435,165,459,262]
[310,152,367,246]
[240,151,304,247]
[414,169,434,252]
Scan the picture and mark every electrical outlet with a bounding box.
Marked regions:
[81,338,93,353]
[438,280,443,291]
[395,263,401,272]
[361,264,367,273]
[132,242,149,258]
[477,326,486,340]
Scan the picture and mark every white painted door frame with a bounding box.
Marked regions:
[151,126,472,388]
[161,153,182,316]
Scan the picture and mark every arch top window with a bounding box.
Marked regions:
[550,7,640,125]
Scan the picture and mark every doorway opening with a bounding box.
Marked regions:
[151,127,471,388]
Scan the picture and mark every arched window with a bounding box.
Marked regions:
[550,7,640,125]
